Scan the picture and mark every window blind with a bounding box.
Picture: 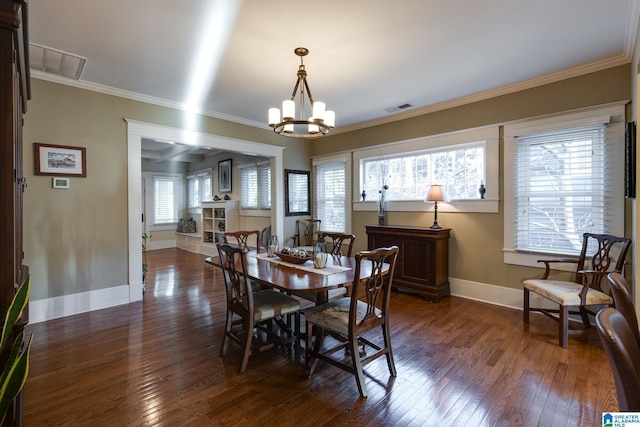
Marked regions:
[258,162,271,209]
[154,175,181,224]
[240,166,258,209]
[239,162,271,209]
[512,123,613,255]
[314,161,346,232]
[187,169,212,207]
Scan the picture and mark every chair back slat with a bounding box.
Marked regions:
[576,233,631,291]
[321,232,355,257]
[295,220,321,246]
[351,246,399,327]
[223,230,262,253]
[217,244,253,313]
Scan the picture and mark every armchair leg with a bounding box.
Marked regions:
[523,288,530,324]
[559,305,569,348]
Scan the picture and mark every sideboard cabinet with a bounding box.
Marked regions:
[366,225,450,302]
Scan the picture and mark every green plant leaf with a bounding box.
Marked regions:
[0,333,32,424]
[0,276,29,351]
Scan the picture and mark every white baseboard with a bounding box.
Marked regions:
[29,284,140,324]
[29,275,553,324]
[450,277,557,311]
[148,239,176,250]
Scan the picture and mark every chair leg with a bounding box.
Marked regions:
[220,311,233,357]
[238,318,254,374]
[350,336,368,398]
[382,322,396,377]
[523,288,530,324]
[294,312,301,361]
[559,305,569,348]
[579,306,592,328]
[305,324,324,377]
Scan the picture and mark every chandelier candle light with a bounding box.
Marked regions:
[425,185,450,229]
[268,47,335,137]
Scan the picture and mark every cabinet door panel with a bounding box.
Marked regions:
[402,239,432,285]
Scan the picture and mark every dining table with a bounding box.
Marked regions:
[205,250,382,304]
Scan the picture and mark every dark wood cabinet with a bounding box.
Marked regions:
[366,225,450,302]
[0,1,29,426]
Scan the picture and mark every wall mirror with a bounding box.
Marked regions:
[284,169,310,216]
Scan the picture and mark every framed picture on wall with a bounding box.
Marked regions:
[34,143,87,177]
[218,159,232,193]
[284,169,311,216]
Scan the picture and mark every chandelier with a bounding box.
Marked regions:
[268,47,335,138]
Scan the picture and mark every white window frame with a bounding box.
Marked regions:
[353,127,499,213]
[503,103,625,268]
[313,154,351,233]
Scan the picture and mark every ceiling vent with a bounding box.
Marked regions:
[384,103,413,113]
[29,43,86,80]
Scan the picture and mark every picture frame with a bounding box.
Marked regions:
[284,169,311,216]
[625,121,636,198]
[34,143,87,177]
[218,159,232,193]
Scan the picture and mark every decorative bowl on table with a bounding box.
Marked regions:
[275,251,312,265]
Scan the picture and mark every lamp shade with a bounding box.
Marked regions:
[425,185,450,203]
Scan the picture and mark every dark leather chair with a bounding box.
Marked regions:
[523,233,631,347]
[217,244,300,374]
[607,272,640,346]
[595,307,640,411]
[303,246,399,397]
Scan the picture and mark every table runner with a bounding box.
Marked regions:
[253,253,351,276]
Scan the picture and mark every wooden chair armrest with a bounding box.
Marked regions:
[577,269,611,304]
[537,259,579,279]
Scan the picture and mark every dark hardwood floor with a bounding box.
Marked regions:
[23,248,617,426]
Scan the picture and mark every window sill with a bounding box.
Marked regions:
[353,199,499,214]
[150,223,178,232]
[239,208,271,217]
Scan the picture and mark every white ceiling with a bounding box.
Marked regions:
[28,0,639,139]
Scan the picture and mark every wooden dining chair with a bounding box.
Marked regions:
[294,219,321,247]
[595,307,640,411]
[303,246,400,398]
[217,244,301,374]
[321,232,355,257]
[260,225,272,252]
[523,233,631,348]
[222,230,262,253]
[607,272,640,346]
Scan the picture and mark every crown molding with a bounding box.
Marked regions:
[331,54,632,135]
[32,53,632,136]
[31,70,266,129]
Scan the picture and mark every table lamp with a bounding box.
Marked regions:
[425,185,449,229]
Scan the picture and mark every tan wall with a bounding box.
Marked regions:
[23,79,310,301]
[23,64,632,302]
[318,65,633,290]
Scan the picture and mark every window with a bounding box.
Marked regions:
[239,162,271,209]
[360,142,485,201]
[353,127,499,214]
[504,104,625,266]
[187,169,212,208]
[153,175,182,225]
[314,158,347,232]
